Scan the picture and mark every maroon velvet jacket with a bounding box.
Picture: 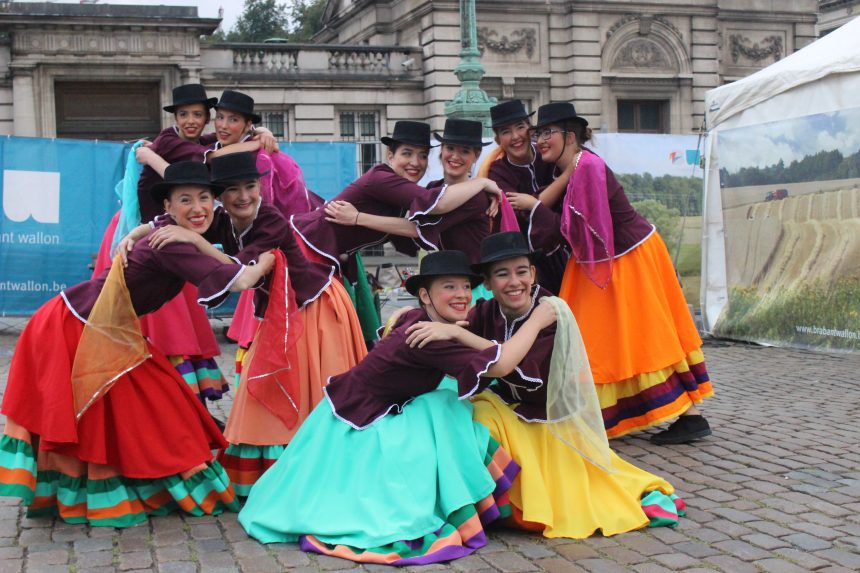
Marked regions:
[62,236,244,321]
[290,164,440,271]
[137,127,218,222]
[415,179,492,263]
[324,308,502,429]
[529,151,654,257]
[468,285,555,421]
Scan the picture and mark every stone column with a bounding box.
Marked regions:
[444,0,496,134]
[11,64,38,137]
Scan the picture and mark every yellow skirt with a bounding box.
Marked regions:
[472,391,676,539]
[559,232,713,437]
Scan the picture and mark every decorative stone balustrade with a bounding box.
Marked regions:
[204,42,422,78]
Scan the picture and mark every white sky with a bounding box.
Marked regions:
[48,0,249,33]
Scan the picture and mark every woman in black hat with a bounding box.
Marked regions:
[323,118,501,266]
[528,102,713,445]
[126,152,368,496]
[293,119,501,292]
[238,250,557,565]
[479,100,572,294]
[0,161,276,526]
[102,83,241,404]
[405,232,686,539]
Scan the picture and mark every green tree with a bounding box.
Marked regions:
[231,0,290,42]
[287,0,327,42]
[631,199,681,255]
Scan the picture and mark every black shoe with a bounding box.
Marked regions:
[650,415,712,445]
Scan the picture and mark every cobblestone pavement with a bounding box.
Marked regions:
[0,324,858,573]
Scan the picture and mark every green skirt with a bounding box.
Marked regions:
[238,389,519,565]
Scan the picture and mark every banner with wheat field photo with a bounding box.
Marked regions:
[713,108,860,351]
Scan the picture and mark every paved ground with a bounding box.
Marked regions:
[0,322,858,573]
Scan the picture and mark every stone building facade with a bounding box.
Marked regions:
[0,0,832,161]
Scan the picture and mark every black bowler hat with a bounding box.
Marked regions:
[533,102,588,129]
[405,251,484,296]
[433,118,491,148]
[150,161,223,204]
[472,232,540,273]
[215,90,262,124]
[490,100,535,129]
[163,83,218,113]
[380,121,432,148]
[209,151,269,185]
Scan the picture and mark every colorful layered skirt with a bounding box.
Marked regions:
[0,297,238,526]
[239,388,518,566]
[472,391,684,537]
[558,231,713,438]
[94,212,228,401]
[219,279,367,496]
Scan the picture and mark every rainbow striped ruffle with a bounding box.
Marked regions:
[601,349,713,438]
[218,443,286,497]
[169,355,229,401]
[0,436,238,528]
[642,491,686,528]
[233,347,250,388]
[299,437,519,566]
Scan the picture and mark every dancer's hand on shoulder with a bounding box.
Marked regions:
[325,200,360,226]
[530,301,557,329]
[405,321,468,348]
[148,225,200,249]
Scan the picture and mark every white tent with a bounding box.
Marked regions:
[701,17,860,333]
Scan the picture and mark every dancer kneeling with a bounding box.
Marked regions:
[239,250,556,566]
[406,232,686,538]
[0,162,274,527]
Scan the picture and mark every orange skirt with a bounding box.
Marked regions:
[223,279,367,446]
[559,232,713,438]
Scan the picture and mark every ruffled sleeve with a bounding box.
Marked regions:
[410,338,502,399]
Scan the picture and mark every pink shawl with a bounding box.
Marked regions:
[560,150,614,288]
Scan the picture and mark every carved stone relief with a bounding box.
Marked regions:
[12,30,198,59]
[612,38,673,71]
[476,25,538,62]
[728,33,783,64]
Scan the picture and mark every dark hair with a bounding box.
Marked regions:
[437,144,483,160]
[491,118,532,135]
[561,119,592,145]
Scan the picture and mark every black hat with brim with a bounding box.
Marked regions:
[215,90,262,124]
[163,83,218,113]
[209,151,270,185]
[380,120,432,148]
[490,100,535,129]
[433,118,491,148]
[472,231,541,273]
[405,250,484,296]
[533,102,588,130]
[150,161,223,204]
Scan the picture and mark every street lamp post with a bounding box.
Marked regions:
[444,0,496,135]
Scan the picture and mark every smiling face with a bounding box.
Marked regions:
[485,256,536,317]
[440,144,479,183]
[219,179,261,227]
[387,143,429,182]
[494,120,532,164]
[534,123,569,164]
[418,275,473,323]
[214,108,252,146]
[174,103,209,141]
[163,185,215,234]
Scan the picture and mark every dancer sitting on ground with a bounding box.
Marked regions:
[0,162,274,526]
[238,250,556,566]
[404,231,686,539]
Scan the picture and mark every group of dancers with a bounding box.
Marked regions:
[0,84,714,565]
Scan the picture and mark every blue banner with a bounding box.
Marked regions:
[0,138,357,316]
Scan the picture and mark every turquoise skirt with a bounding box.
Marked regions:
[238,388,518,565]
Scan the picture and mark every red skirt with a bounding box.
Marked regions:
[2,296,226,478]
